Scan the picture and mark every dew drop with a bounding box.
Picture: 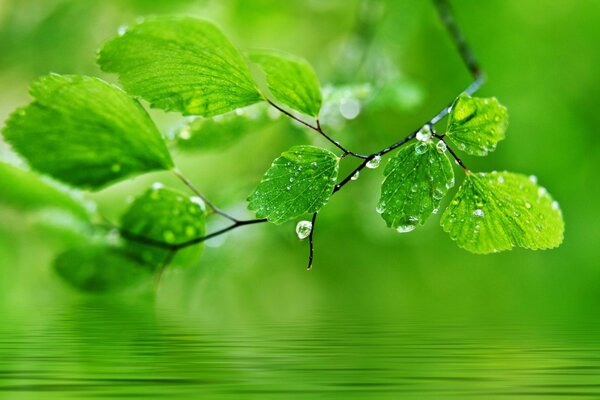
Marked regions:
[152,182,164,190]
[432,208,439,214]
[473,209,485,218]
[295,220,313,240]
[376,203,385,214]
[163,230,176,243]
[497,176,505,184]
[552,201,559,210]
[529,175,538,184]
[435,141,447,153]
[351,171,360,181]
[396,225,416,233]
[117,25,128,35]
[289,177,295,183]
[339,98,361,120]
[366,155,381,169]
[458,143,466,151]
[311,161,318,168]
[415,142,429,155]
[179,126,191,140]
[433,188,444,200]
[416,125,432,142]
[525,202,531,209]
[185,226,196,237]
[538,187,547,197]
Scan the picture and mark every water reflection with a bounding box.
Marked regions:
[1,302,600,399]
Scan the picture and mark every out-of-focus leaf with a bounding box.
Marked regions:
[53,244,152,293]
[121,185,206,268]
[0,162,89,219]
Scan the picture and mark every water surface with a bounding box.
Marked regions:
[1,302,600,399]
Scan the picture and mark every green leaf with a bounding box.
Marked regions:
[120,185,206,268]
[53,244,152,293]
[98,16,262,117]
[445,93,509,156]
[175,104,269,152]
[248,49,322,117]
[441,171,564,254]
[0,162,89,219]
[247,145,339,224]
[2,74,173,190]
[377,141,454,232]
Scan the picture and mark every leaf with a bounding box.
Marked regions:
[120,185,206,268]
[98,16,262,117]
[248,49,322,117]
[0,162,89,219]
[53,244,152,293]
[247,145,339,224]
[441,171,564,254]
[377,142,454,232]
[2,74,173,190]
[175,104,269,152]
[445,93,508,156]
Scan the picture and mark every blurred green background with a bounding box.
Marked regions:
[0,0,598,328]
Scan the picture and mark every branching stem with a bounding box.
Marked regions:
[120,0,484,273]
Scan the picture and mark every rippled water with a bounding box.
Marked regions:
[1,302,600,399]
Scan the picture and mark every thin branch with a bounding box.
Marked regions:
[172,168,239,223]
[120,218,268,252]
[266,99,369,159]
[306,212,318,270]
[433,133,469,172]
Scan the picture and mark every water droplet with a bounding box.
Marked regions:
[514,211,520,217]
[408,216,419,222]
[311,161,318,168]
[529,175,538,184]
[415,142,429,155]
[152,182,164,190]
[366,155,381,169]
[525,202,531,209]
[179,126,191,140]
[376,203,385,214]
[339,98,361,120]
[289,177,295,183]
[552,201,559,210]
[351,171,360,181]
[416,125,432,142]
[286,186,291,191]
[163,230,175,243]
[117,25,128,35]
[473,209,485,218]
[396,225,416,233]
[497,176,505,184]
[185,226,196,237]
[436,141,447,153]
[432,208,439,214]
[458,143,466,151]
[538,187,547,197]
[295,220,312,240]
[433,188,444,200]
